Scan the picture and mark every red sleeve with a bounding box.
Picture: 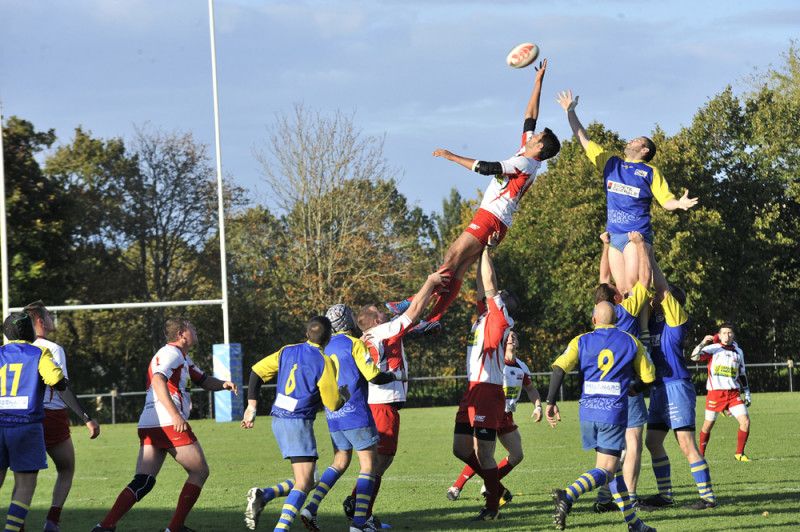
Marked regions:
[367,342,380,365]
[522,373,532,386]
[483,297,510,351]
[189,365,205,383]
[477,300,487,315]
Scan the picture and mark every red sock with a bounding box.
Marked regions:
[168,482,203,531]
[453,464,476,490]
[366,475,382,518]
[497,457,514,480]
[698,430,710,456]
[736,429,749,455]
[46,506,62,524]
[424,277,463,323]
[464,452,482,474]
[101,487,137,528]
[482,467,500,510]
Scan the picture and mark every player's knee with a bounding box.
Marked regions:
[509,449,523,465]
[194,463,211,483]
[127,473,156,501]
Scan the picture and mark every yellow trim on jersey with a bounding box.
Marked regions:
[624,331,656,384]
[552,333,588,373]
[318,354,344,411]
[37,345,64,386]
[621,282,652,317]
[251,348,284,382]
[662,291,689,328]
[645,163,675,206]
[350,336,381,381]
[585,141,675,206]
[586,140,613,171]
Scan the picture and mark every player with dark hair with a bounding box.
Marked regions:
[556,89,697,297]
[641,281,717,511]
[545,302,656,532]
[242,316,350,531]
[450,237,520,521]
[446,328,543,506]
[691,324,752,461]
[386,60,559,337]
[1,312,93,532]
[300,305,406,532]
[23,300,100,532]
[92,317,238,532]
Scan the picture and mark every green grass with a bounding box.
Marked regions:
[18,392,800,531]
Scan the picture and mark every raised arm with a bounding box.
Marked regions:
[599,232,611,285]
[524,59,548,121]
[556,89,590,150]
[480,244,499,299]
[477,232,501,302]
[404,269,451,324]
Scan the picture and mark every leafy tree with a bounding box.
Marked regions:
[1,117,74,305]
[251,104,435,321]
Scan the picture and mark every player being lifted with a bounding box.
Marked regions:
[386,60,560,336]
[556,89,697,297]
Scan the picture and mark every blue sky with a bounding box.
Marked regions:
[2,0,798,216]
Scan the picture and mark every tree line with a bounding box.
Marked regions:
[3,48,798,412]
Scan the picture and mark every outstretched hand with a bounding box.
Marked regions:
[556,90,579,113]
[534,58,548,82]
[678,190,698,210]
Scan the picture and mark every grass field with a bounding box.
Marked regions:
[17,392,800,531]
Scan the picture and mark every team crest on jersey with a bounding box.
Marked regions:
[607,180,640,198]
[468,330,479,347]
[634,169,648,178]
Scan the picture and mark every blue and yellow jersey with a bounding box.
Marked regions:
[553,325,655,426]
[616,282,651,337]
[325,332,379,432]
[0,341,64,426]
[648,291,691,385]
[252,340,342,420]
[586,141,675,235]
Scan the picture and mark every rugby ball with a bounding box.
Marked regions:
[506,42,539,69]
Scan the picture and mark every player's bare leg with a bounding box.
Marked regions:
[623,426,644,497]
[136,444,169,477]
[169,442,210,486]
[47,438,76,508]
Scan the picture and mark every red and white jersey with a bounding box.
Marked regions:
[35,337,68,410]
[478,132,542,228]
[467,294,514,386]
[503,358,532,413]
[697,342,746,391]
[138,344,205,428]
[366,314,412,404]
